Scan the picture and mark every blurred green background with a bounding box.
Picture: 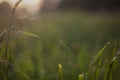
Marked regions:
[0,0,120,80]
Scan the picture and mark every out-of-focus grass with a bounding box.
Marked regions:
[1,11,120,80]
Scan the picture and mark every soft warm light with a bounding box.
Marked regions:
[0,0,44,19]
[10,0,43,8]
[12,0,44,19]
[0,0,62,19]
[10,0,39,4]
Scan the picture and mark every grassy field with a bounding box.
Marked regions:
[0,10,120,80]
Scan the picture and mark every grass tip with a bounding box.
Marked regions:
[58,64,62,69]
[107,42,110,45]
[79,74,84,77]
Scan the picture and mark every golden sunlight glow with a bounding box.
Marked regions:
[0,0,44,19]
[10,0,43,7]
[10,0,44,19]
[0,0,62,19]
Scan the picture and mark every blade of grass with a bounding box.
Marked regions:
[95,59,102,80]
[78,74,85,80]
[104,50,120,80]
[1,1,22,80]
[58,40,73,53]
[58,64,62,80]
[22,31,39,38]
[90,42,110,65]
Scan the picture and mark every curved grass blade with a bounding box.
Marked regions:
[8,62,31,80]
[22,31,39,38]
[95,59,102,80]
[90,42,110,65]
[104,50,120,80]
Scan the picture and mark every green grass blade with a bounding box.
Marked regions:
[95,59,102,80]
[58,64,62,80]
[104,51,120,80]
[90,42,110,65]
[78,74,84,80]
[8,62,31,80]
[22,31,39,38]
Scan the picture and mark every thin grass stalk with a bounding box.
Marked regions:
[104,60,113,80]
[78,74,85,80]
[104,51,120,80]
[95,59,102,80]
[58,64,62,80]
[90,42,110,65]
[4,0,22,58]
[1,1,22,80]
